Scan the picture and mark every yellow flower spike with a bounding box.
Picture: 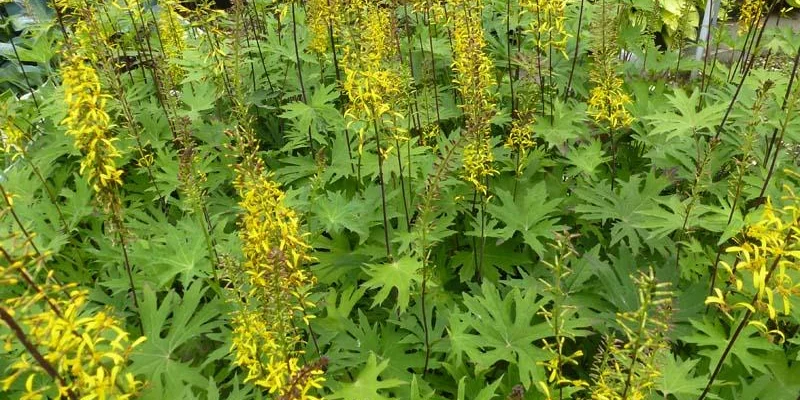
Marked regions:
[228,173,322,397]
[60,52,123,212]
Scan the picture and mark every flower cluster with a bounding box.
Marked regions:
[738,0,766,35]
[157,0,188,84]
[450,0,498,194]
[175,118,207,213]
[229,174,322,397]
[306,0,341,55]
[520,0,569,55]
[1,239,144,400]
[587,70,634,130]
[536,236,589,399]
[340,1,406,121]
[706,188,800,336]
[461,139,497,195]
[60,52,123,213]
[1,109,27,159]
[228,142,323,397]
[591,269,672,400]
[586,2,633,130]
[505,116,535,176]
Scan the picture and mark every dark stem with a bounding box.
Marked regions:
[565,0,585,101]
[372,117,392,259]
[0,306,79,400]
[698,226,793,400]
[763,42,800,168]
[394,135,411,230]
[507,0,515,116]
[0,184,42,257]
[423,1,442,126]
[8,37,40,111]
[290,1,314,153]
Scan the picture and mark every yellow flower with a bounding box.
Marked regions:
[158,0,188,84]
[228,172,323,398]
[738,0,766,35]
[1,114,27,159]
[60,52,123,211]
[706,193,800,324]
[520,0,570,55]
[587,72,634,130]
[590,270,671,400]
[1,244,144,399]
[461,137,497,195]
[450,0,498,193]
[586,0,634,130]
[505,119,535,154]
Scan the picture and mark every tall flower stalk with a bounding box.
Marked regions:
[701,184,800,399]
[0,237,145,399]
[590,269,673,400]
[60,49,140,312]
[586,0,633,190]
[450,0,498,196]
[226,120,325,397]
[340,0,410,258]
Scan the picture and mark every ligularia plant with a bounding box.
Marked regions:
[2,0,800,399]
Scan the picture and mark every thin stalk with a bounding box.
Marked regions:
[761,12,782,68]
[764,43,800,168]
[422,1,442,126]
[565,0,585,100]
[0,183,42,257]
[420,218,431,376]
[469,189,479,277]
[111,214,141,326]
[479,188,487,273]
[535,0,546,117]
[371,116,392,259]
[394,135,411,230]
[200,204,221,279]
[248,0,276,92]
[729,24,755,82]
[758,99,797,201]
[8,38,40,111]
[6,124,70,233]
[547,6,554,121]
[325,0,341,83]
[698,224,795,400]
[507,0,515,116]
[25,157,69,233]
[402,3,423,133]
[706,170,745,308]
[700,3,718,91]
[620,303,649,399]
[290,1,314,153]
[675,139,716,272]
[0,307,79,400]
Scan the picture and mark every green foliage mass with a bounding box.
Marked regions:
[2,0,800,399]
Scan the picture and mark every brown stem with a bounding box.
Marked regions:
[0,306,79,400]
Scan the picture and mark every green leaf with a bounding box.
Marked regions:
[449,282,551,389]
[314,191,371,243]
[486,182,562,257]
[656,355,708,400]
[179,81,218,120]
[457,376,503,400]
[329,353,406,400]
[564,139,610,178]
[362,256,423,314]
[684,318,778,376]
[574,172,671,254]
[131,283,227,398]
[645,89,725,140]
